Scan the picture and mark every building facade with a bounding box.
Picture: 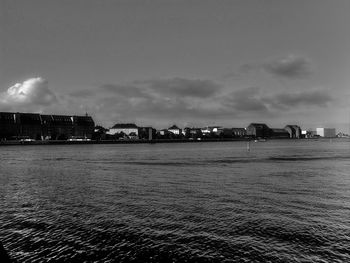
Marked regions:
[316,128,336,138]
[0,112,94,140]
[232,128,247,137]
[168,125,182,135]
[107,123,139,137]
[284,125,302,138]
[138,127,156,140]
[270,128,290,138]
[201,126,222,136]
[0,112,19,140]
[246,123,271,138]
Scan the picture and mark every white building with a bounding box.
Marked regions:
[107,123,139,137]
[316,128,336,138]
[201,126,222,135]
[168,125,181,135]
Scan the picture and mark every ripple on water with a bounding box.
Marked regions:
[1,141,350,262]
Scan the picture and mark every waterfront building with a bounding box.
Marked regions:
[316,128,336,138]
[73,115,95,139]
[0,112,95,140]
[138,127,156,140]
[168,125,182,135]
[270,128,290,138]
[221,128,234,138]
[306,130,317,138]
[107,123,139,138]
[184,127,203,139]
[156,129,172,139]
[0,112,19,140]
[41,115,74,140]
[246,123,271,138]
[201,126,222,136]
[284,125,302,138]
[232,128,247,137]
[18,113,43,140]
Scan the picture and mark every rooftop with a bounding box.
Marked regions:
[111,123,138,129]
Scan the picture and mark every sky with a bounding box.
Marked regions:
[1,0,349,132]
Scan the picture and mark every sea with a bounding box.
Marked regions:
[0,139,349,262]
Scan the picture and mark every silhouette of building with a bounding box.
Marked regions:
[232,128,247,137]
[73,115,95,139]
[0,112,18,140]
[18,113,43,140]
[41,115,74,140]
[138,127,156,140]
[246,123,271,138]
[0,112,94,140]
[270,128,290,138]
[284,125,302,138]
[184,127,203,138]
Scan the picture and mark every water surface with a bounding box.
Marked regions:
[1,140,349,262]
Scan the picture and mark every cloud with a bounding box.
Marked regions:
[85,77,225,126]
[1,77,57,109]
[226,54,313,80]
[267,90,333,108]
[71,79,334,127]
[2,76,335,129]
[223,87,269,112]
[69,89,96,98]
[262,55,313,79]
[100,84,151,98]
[138,77,222,98]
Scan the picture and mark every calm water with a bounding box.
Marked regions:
[1,140,350,262]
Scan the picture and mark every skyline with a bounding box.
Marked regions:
[1,0,349,132]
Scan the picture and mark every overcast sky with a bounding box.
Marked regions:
[1,0,349,132]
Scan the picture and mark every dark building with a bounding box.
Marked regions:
[72,115,95,139]
[232,128,247,137]
[138,127,156,140]
[221,128,234,138]
[284,125,302,138]
[18,113,43,140]
[221,128,247,138]
[0,112,95,140]
[270,128,290,138]
[246,123,271,138]
[42,115,74,140]
[0,112,19,140]
[184,127,203,139]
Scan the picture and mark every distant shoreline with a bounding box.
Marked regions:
[0,137,346,146]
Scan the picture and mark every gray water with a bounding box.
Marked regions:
[0,140,349,262]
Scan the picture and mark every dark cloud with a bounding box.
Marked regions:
[2,76,335,128]
[100,84,150,98]
[226,55,313,80]
[223,87,269,112]
[268,90,333,108]
[138,77,222,98]
[86,78,227,126]
[262,55,313,79]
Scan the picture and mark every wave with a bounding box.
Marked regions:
[116,155,350,166]
[269,156,350,161]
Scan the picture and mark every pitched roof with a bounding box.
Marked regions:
[248,123,270,129]
[271,128,289,133]
[168,125,180,130]
[111,123,138,129]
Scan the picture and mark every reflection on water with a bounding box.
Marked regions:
[1,140,350,262]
